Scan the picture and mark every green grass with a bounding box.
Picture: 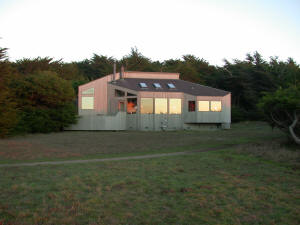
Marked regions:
[0,122,283,164]
[1,122,299,224]
[0,150,299,225]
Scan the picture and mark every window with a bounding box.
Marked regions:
[127,98,137,114]
[82,88,94,95]
[155,98,167,114]
[141,98,153,114]
[115,89,125,97]
[198,101,209,111]
[211,101,222,112]
[153,83,162,88]
[167,83,176,89]
[169,99,181,114]
[81,97,94,109]
[139,83,147,88]
[188,101,195,112]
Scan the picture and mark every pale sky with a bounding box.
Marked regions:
[0,0,299,65]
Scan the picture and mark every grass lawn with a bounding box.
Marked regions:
[0,122,299,224]
[0,122,283,163]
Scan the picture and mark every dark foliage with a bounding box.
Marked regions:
[1,46,300,136]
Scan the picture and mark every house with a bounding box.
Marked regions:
[69,68,231,131]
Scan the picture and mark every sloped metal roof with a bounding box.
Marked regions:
[110,78,229,96]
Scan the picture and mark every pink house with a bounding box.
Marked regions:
[70,69,231,130]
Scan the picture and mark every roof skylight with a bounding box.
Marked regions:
[139,82,147,88]
[167,83,176,89]
[153,83,162,88]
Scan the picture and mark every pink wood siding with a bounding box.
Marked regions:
[139,92,183,98]
[79,74,118,114]
[78,72,180,114]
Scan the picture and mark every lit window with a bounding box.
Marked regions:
[188,101,195,112]
[169,99,181,114]
[153,83,162,88]
[198,101,209,111]
[82,97,94,109]
[82,88,94,95]
[139,83,147,88]
[141,98,153,114]
[127,98,137,114]
[155,98,167,114]
[211,101,222,112]
[167,83,176,89]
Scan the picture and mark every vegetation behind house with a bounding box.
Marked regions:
[0,47,299,140]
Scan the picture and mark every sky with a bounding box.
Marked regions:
[0,0,299,66]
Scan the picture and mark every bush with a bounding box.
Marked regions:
[9,71,77,134]
[258,85,300,145]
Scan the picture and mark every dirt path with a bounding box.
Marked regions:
[0,147,230,168]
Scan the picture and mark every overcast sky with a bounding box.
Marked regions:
[0,0,299,65]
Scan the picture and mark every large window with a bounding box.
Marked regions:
[169,99,181,114]
[211,101,222,111]
[155,98,167,114]
[127,98,137,114]
[82,97,94,109]
[141,98,153,114]
[188,101,195,112]
[198,101,209,111]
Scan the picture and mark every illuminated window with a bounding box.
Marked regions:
[198,101,209,111]
[139,83,147,88]
[169,99,181,114]
[211,101,222,112]
[82,88,94,95]
[153,83,162,88]
[167,83,175,89]
[141,98,153,114]
[127,98,137,114]
[82,97,94,109]
[188,101,195,112]
[155,98,167,114]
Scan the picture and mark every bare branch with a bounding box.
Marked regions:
[288,111,300,145]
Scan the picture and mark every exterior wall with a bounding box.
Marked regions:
[66,112,126,130]
[75,72,231,131]
[183,93,197,123]
[196,94,231,124]
[78,71,179,115]
[182,94,231,125]
[137,92,184,131]
[78,74,116,115]
[107,84,138,115]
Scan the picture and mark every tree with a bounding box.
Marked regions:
[121,47,159,72]
[0,47,19,137]
[9,71,77,133]
[76,54,115,81]
[258,86,300,145]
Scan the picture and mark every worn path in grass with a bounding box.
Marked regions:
[0,146,230,167]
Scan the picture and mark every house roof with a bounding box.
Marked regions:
[110,78,229,96]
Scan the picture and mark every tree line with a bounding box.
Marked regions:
[0,47,299,143]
